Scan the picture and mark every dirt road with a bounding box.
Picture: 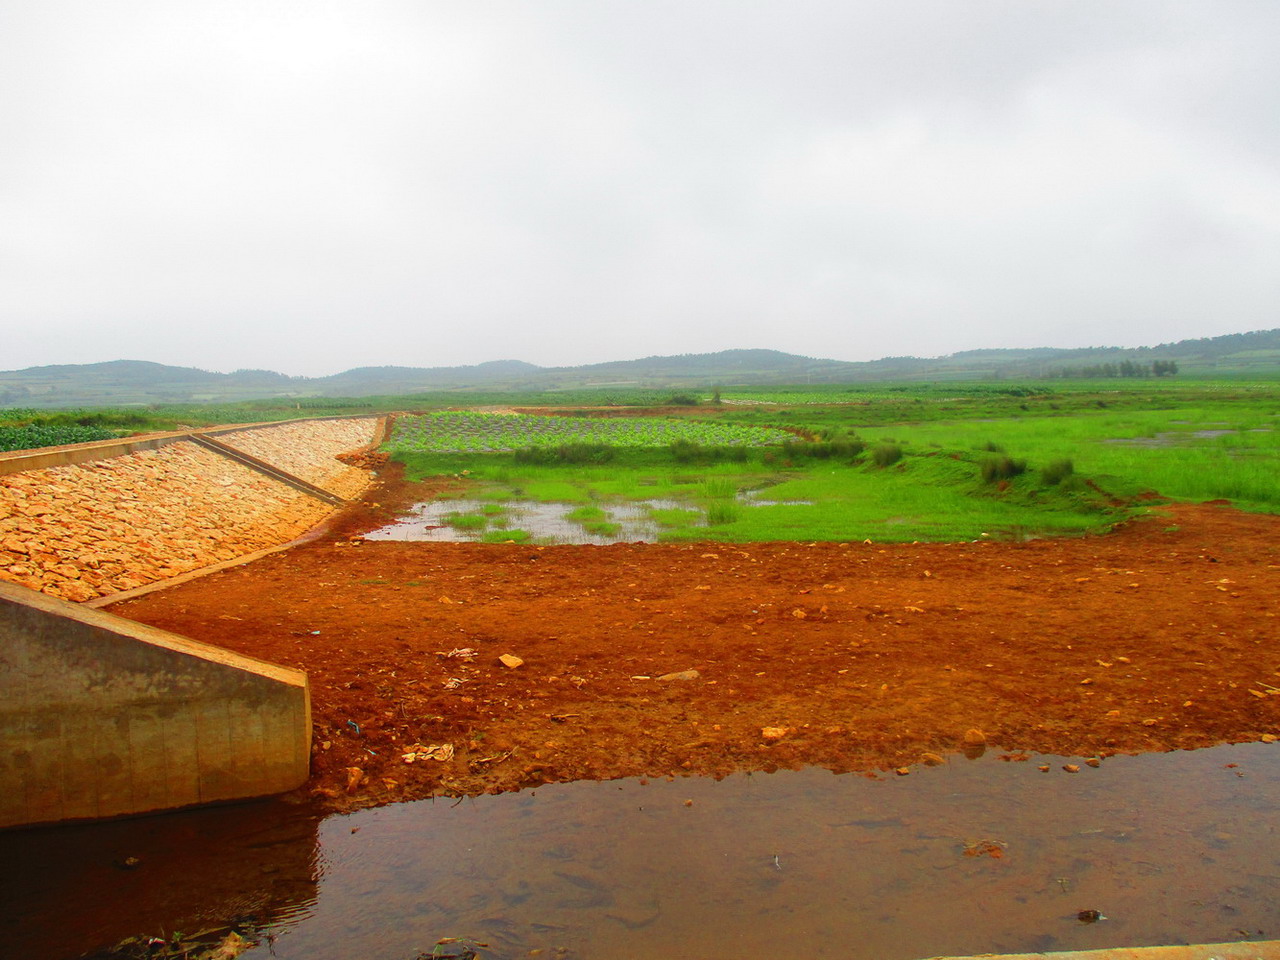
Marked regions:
[112,470,1280,813]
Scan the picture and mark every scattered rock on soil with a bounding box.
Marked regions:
[657,669,700,682]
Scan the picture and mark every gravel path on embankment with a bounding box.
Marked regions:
[0,418,380,602]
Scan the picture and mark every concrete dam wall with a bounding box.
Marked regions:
[0,416,385,826]
[0,581,311,829]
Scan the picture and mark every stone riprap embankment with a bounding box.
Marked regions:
[0,418,381,603]
[216,419,378,499]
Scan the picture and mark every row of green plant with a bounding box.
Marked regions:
[0,423,120,452]
[385,412,793,454]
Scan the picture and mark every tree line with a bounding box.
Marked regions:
[1049,360,1178,379]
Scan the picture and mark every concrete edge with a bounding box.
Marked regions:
[2,580,308,687]
[0,579,312,827]
[188,434,347,505]
[0,413,384,475]
[926,939,1280,959]
[84,415,389,608]
[86,519,339,609]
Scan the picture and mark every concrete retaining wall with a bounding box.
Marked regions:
[0,580,310,829]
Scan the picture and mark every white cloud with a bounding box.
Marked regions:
[2,1,1277,374]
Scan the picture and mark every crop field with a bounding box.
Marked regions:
[383,383,1280,544]
[385,411,794,454]
[0,423,119,452]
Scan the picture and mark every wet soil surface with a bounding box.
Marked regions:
[111,469,1280,815]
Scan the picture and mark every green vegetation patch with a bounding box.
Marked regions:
[0,424,119,452]
[385,412,793,454]
[393,442,1123,544]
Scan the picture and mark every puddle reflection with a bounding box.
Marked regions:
[5,743,1279,960]
[0,799,320,959]
[364,499,685,545]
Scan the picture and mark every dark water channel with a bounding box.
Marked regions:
[5,744,1279,960]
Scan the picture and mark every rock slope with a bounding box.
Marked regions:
[0,418,380,602]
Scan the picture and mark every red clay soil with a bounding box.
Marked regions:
[111,469,1280,815]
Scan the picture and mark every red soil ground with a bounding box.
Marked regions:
[111,469,1280,814]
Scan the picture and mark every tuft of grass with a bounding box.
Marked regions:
[980,456,1028,483]
[1040,459,1074,485]
[565,504,621,536]
[699,478,738,498]
[444,512,488,530]
[871,443,904,467]
[482,528,532,543]
[706,502,741,525]
[649,507,702,529]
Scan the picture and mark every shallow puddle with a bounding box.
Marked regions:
[364,499,685,544]
[5,743,1279,960]
[1104,427,1269,447]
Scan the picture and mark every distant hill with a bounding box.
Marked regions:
[3,329,1278,407]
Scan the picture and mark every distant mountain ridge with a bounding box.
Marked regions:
[3,329,1278,406]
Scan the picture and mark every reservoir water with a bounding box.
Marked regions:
[5,742,1278,959]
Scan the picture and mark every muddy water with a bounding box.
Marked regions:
[5,744,1279,960]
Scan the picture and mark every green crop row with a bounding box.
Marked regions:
[0,424,119,452]
[385,412,793,453]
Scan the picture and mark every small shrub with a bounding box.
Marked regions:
[706,502,740,525]
[781,439,866,461]
[871,443,904,467]
[980,440,1005,453]
[980,456,1027,483]
[1040,459,1075,485]
[699,478,737,499]
[513,443,616,465]
[669,439,750,464]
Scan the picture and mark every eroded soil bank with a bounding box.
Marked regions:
[112,470,1280,814]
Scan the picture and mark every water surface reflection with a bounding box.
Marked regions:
[6,744,1278,959]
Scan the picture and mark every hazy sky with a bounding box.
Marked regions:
[3,2,1278,376]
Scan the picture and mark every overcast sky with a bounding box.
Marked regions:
[2,2,1278,376]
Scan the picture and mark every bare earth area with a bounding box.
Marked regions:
[112,470,1280,814]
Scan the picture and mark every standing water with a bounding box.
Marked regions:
[4,743,1278,960]
[363,499,684,544]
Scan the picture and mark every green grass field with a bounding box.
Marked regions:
[390,380,1280,543]
[6,379,1276,542]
